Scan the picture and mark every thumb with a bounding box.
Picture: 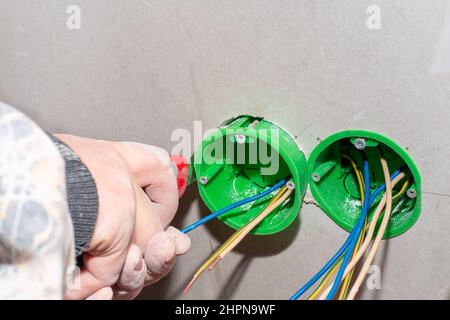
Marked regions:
[143,228,190,285]
[166,226,191,255]
[144,231,177,285]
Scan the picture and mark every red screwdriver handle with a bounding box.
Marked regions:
[171,154,189,198]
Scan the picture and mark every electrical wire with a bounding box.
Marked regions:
[370,169,401,203]
[342,154,365,203]
[339,217,366,299]
[393,179,409,200]
[338,155,366,299]
[183,184,291,294]
[325,158,371,300]
[208,186,289,271]
[307,254,343,300]
[209,187,293,270]
[318,171,406,300]
[289,169,402,300]
[181,178,288,233]
[290,168,403,301]
[307,226,365,300]
[289,233,353,300]
[347,153,393,300]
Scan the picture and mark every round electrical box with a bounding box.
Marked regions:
[308,130,422,238]
[193,115,308,235]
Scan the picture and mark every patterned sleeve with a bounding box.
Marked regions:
[0,101,74,299]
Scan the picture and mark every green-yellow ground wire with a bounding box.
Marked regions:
[307,254,344,300]
[339,155,366,299]
[183,185,289,294]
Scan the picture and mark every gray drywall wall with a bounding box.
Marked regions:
[1,0,449,299]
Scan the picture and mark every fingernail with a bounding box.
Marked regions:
[134,258,143,271]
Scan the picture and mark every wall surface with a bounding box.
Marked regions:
[1,0,449,299]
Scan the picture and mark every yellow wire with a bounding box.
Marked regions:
[215,187,292,264]
[308,155,365,300]
[339,220,365,299]
[268,185,289,205]
[188,185,288,282]
[309,225,365,300]
[307,260,341,300]
[393,179,409,200]
[212,185,289,259]
[339,154,366,299]
[338,167,408,299]
[222,185,288,250]
[359,178,409,235]
[342,154,365,203]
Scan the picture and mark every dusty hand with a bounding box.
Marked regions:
[58,134,190,300]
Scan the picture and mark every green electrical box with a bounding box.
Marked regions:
[192,115,308,235]
[308,130,422,238]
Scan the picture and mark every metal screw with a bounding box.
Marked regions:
[311,173,321,182]
[199,176,208,185]
[286,181,296,190]
[406,189,417,199]
[235,134,246,144]
[354,138,366,150]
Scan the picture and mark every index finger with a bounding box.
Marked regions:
[113,142,179,227]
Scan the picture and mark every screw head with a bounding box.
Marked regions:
[406,189,417,199]
[354,138,366,150]
[286,181,296,190]
[311,173,321,182]
[199,176,208,185]
[235,134,246,144]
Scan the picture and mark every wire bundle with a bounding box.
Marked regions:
[182,178,293,293]
[181,178,288,234]
[290,149,409,300]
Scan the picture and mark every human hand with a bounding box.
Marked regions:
[57,134,191,300]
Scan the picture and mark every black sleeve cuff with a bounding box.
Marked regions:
[49,135,99,258]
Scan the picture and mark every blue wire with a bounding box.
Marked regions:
[289,235,353,300]
[370,169,401,204]
[181,178,288,234]
[289,168,402,300]
[325,160,371,300]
